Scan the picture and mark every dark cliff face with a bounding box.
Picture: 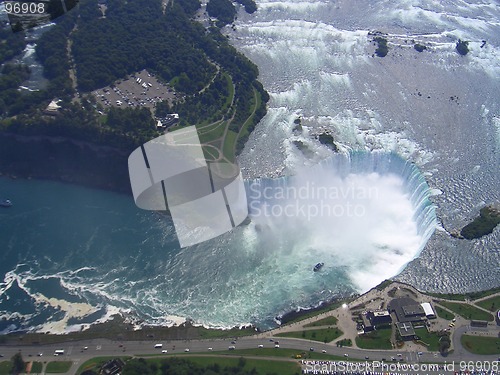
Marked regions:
[0,133,132,194]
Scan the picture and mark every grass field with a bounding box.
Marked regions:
[46,361,73,373]
[475,295,500,312]
[355,327,393,350]
[0,362,11,375]
[461,335,500,355]
[428,287,500,302]
[116,355,301,375]
[435,305,455,320]
[186,356,301,375]
[437,301,494,321]
[76,356,131,375]
[414,328,443,352]
[29,361,44,373]
[276,327,343,343]
[222,130,238,162]
[303,316,338,327]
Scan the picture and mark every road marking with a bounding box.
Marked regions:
[96,345,102,350]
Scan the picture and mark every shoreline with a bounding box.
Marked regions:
[1,279,498,346]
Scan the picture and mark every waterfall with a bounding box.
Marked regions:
[244,151,437,290]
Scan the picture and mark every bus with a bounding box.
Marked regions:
[54,350,64,356]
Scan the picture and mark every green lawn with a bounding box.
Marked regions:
[437,301,494,321]
[46,361,73,373]
[120,356,301,375]
[355,327,393,350]
[428,286,500,301]
[0,362,12,375]
[475,295,500,312]
[303,316,338,327]
[198,121,227,143]
[414,328,444,352]
[461,335,500,355]
[76,356,131,375]
[186,356,300,375]
[29,361,44,373]
[435,305,455,320]
[222,129,238,162]
[276,327,343,343]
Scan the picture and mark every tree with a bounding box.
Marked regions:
[10,353,25,375]
[439,335,451,355]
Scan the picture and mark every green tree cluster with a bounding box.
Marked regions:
[71,0,215,93]
[207,0,237,27]
[1,0,269,161]
[171,73,231,125]
[461,206,500,239]
[0,26,26,62]
[373,37,388,57]
[235,0,257,14]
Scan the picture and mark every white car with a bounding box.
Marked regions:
[161,350,168,353]
[258,344,264,348]
[184,348,190,352]
[208,347,213,351]
[274,344,280,348]
[322,350,326,353]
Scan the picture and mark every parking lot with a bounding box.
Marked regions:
[92,69,179,110]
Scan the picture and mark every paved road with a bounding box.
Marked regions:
[1,333,498,374]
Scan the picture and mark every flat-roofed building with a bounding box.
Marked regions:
[396,322,416,340]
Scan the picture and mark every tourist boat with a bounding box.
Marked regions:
[0,199,12,207]
[313,262,324,272]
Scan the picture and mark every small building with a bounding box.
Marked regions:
[100,358,125,375]
[361,313,373,332]
[420,302,436,319]
[44,99,62,115]
[155,114,179,129]
[370,310,392,325]
[360,309,392,333]
[396,322,416,340]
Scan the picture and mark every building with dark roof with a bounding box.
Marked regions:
[370,310,392,325]
[388,298,426,323]
[360,309,392,333]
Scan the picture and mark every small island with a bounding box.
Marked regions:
[456,39,470,56]
[460,205,500,239]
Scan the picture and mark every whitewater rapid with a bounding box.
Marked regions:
[232,0,500,292]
